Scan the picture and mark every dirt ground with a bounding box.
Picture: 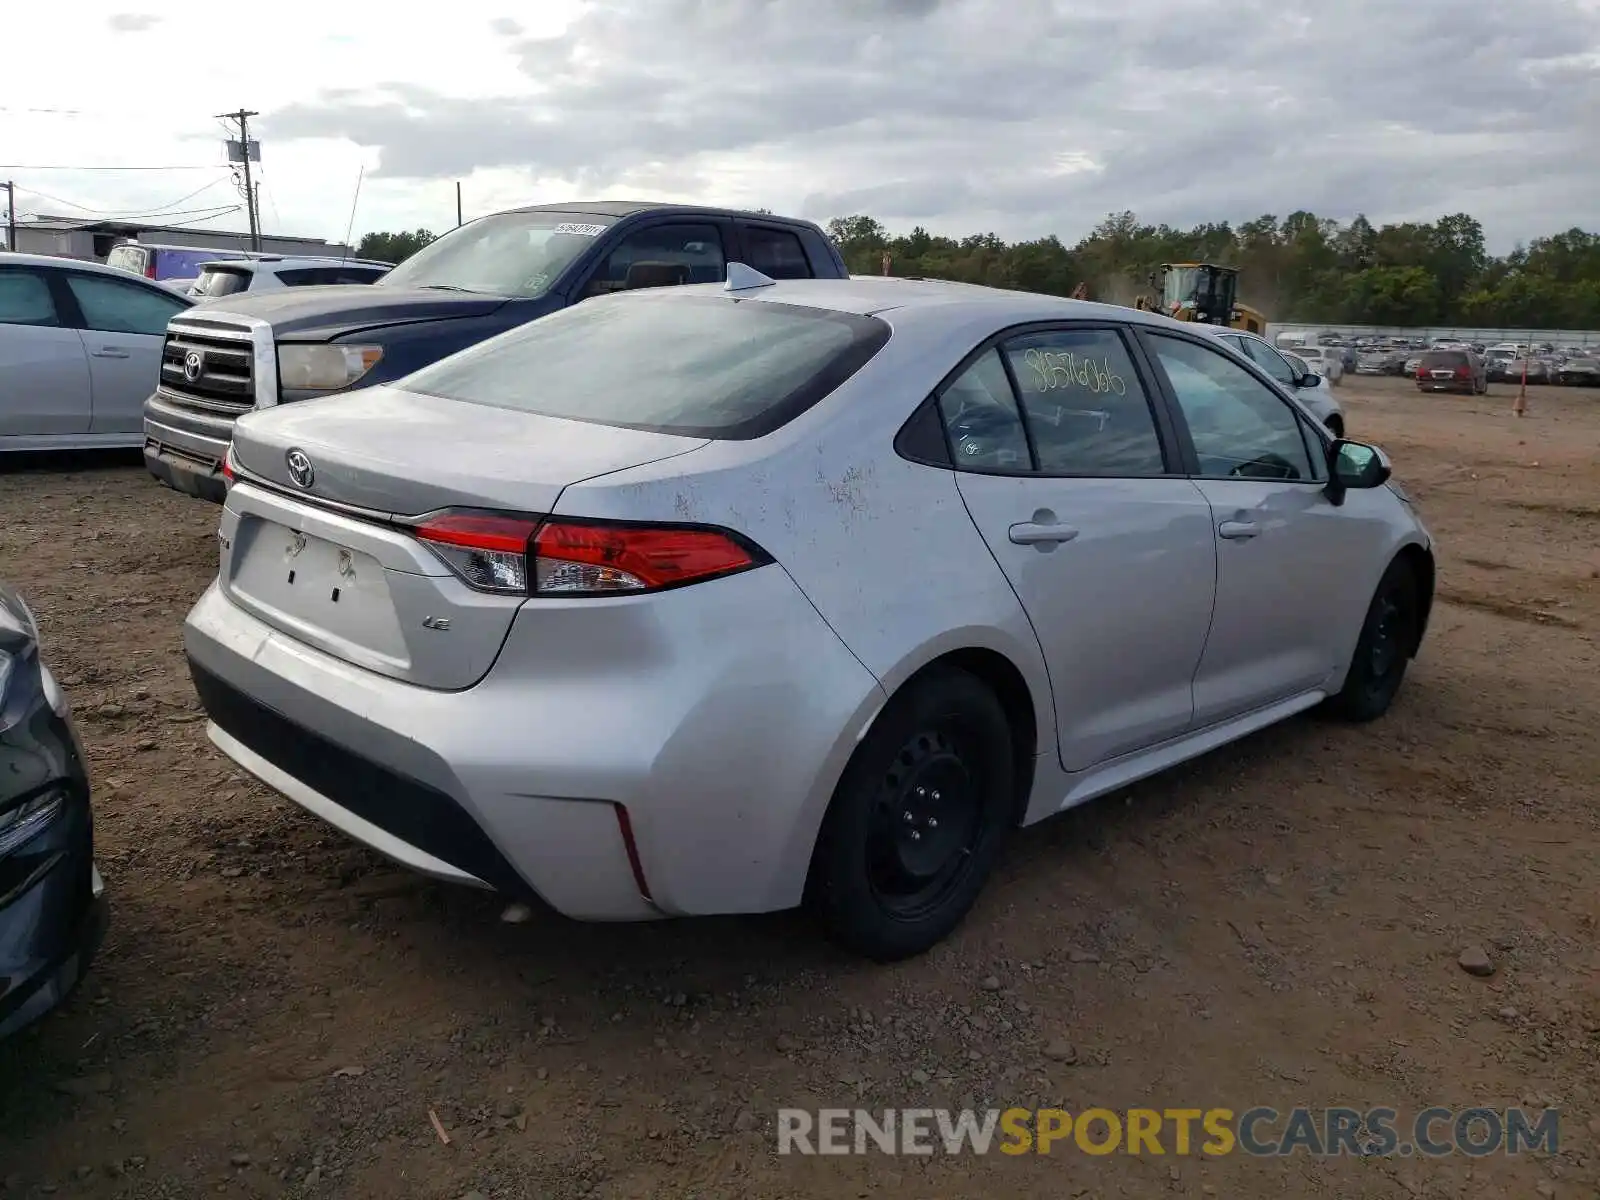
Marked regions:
[0,375,1596,1199]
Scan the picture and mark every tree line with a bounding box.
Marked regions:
[827,212,1600,330]
[356,211,1600,330]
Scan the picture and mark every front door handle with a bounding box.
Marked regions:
[1008,521,1080,546]
[91,347,131,359]
[1218,520,1259,540]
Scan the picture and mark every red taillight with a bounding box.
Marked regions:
[220,444,237,485]
[410,510,765,596]
[145,264,156,280]
[1456,366,1471,379]
[533,520,760,594]
[413,512,540,594]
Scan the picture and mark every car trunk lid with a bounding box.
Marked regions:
[221,387,709,689]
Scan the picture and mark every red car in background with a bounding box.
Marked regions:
[1416,349,1488,395]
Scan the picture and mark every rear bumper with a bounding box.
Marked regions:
[182,569,884,921]
[0,689,107,1041]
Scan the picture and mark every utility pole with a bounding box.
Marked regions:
[1,181,14,254]
[217,108,261,251]
[455,181,463,227]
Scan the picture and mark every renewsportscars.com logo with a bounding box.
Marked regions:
[777,1106,1561,1157]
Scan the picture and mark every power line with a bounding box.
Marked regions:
[129,207,246,229]
[21,204,246,227]
[12,177,231,219]
[0,163,221,171]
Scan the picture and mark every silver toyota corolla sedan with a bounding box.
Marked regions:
[183,272,1435,960]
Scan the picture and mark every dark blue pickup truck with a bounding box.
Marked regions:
[143,201,849,501]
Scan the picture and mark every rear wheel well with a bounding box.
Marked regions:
[901,649,1038,825]
[1395,543,1435,655]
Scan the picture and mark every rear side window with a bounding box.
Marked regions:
[191,267,253,297]
[154,249,220,280]
[583,223,726,296]
[64,273,187,335]
[936,349,1031,471]
[998,328,1168,475]
[405,293,890,440]
[0,270,59,326]
[276,268,335,286]
[1420,351,1467,368]
[743,226,813,279]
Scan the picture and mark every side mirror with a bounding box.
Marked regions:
[1325,440,1391,506]
[1297,372,1321,388]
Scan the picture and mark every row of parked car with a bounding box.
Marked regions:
[1348,340,1599,387]
[3,199,1436,1035]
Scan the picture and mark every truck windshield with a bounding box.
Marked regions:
[378,212,618,298]
[1163,266,1201,310]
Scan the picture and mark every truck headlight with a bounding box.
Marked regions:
[277,344,383,391]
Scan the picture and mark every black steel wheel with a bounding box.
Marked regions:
[1327,558,1420,722]
[809,668,1015,960]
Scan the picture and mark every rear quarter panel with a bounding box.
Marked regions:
[548,323,1057,900]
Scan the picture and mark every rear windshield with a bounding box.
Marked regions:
[191,266,253,297]
[105,245,146,275]
[404,293,890,440]
[1421,351,1467,367]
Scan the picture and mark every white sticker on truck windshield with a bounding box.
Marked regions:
[553,222,607,236]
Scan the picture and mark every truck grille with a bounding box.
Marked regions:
[159,326,258,413]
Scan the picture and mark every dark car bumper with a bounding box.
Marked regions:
[144,441,229,504]
[144,391,236,505]
[0,667,106,1040]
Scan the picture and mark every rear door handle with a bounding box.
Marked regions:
[1008,521,1080,546]
[1218,520,1259,540]
[91,347,131,359]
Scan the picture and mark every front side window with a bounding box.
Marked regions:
[64,273,186,335]
[0,270,59,327]
[583,223,726,296]
[404,292,888,440]
[935,349,1031,471]
[1239,336,1299,386]
[1146,334,1316,482]
[999,328,1167,475]
[379,211,618,298]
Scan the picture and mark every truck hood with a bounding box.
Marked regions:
[197,285,512,338]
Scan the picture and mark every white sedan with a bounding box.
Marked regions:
[1292,346,1344,385]
[184,272,1434,960]
[0,252,193,449]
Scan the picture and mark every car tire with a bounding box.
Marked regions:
[808,668,1016,961]
[1325,414,1345,439]
[1326,558,1419,723]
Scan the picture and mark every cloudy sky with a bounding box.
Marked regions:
[5,0,1598,253]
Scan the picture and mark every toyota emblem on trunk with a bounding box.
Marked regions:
[285,448,315,488]
[183,349,204,382]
